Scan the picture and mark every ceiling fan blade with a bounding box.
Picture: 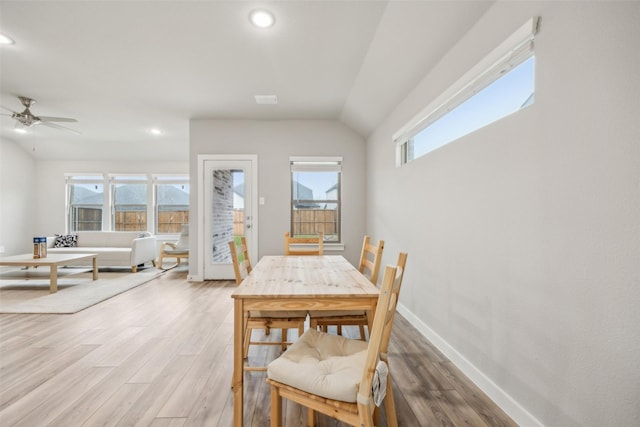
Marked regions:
[39,121,81,134]
[1,105,19,114]
[39,116,78,123]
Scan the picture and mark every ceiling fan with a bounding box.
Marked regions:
[1,96,80,133]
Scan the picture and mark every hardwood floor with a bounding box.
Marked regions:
[0,269,516,426]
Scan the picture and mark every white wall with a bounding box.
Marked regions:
[189,119,367,278]
[367,2,640,426]
[0,139,37,255]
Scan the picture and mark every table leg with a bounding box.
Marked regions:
[233,298,244,427]
[366,298,378,332]
[92,256,98,280]
[50,264,58,293]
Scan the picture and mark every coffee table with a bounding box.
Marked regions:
[0,253,98,293]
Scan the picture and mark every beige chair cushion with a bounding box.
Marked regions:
[163,248,188,255]
[267,329,368,402]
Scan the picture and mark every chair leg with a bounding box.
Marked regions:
[384,372,399,427]
[307,408,316,427]
[337,325,343,335]
[358,402,375,427]
[270,384,282,427]
[158,253,164,269]
[358,325,366,341]
[281,328,288,351]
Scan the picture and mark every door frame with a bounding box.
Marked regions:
[196,154,258,281]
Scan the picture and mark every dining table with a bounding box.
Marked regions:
[230,255,380,427]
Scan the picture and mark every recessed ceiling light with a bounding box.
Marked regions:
[15,128,27,134]
[0,33,15,45]
[249,9,275,29]
[149,128,163,136]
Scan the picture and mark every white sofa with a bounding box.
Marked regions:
[47,231,156,272]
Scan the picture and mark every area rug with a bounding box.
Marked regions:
[0,268,164,314]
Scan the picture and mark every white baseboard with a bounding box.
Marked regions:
[396,303,544,427]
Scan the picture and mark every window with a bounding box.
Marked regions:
[111,175,148,231]
[154,175,190,234]
[290,157,342,243]
[65,173,189,234]
[67,175,104,232]
[395,17,539,165]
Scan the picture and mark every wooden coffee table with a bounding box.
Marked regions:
[0,253,98,293]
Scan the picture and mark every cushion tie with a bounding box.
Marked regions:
[356,394,370,405]
[372,360,388,406]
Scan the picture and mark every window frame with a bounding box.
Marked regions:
[65,173,190,234]
[153,174,190,235]
[290,156,342,244]
[66,174,106,232]
[395,17,540,166]
[109,174,149,232]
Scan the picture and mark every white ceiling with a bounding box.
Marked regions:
[0,1,492,161]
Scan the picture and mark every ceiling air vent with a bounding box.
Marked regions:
[255,95,278,105]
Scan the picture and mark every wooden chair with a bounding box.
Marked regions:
[309,235,384,339]
[267,252,408,427]
[157,224,189,269]
[284,231,324,256]
[229,238,307,371]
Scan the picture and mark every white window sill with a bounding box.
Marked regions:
[289,243,345,252]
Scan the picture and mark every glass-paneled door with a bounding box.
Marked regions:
[203,158,256,280]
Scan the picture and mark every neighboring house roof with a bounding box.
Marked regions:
[521,92,535,108]
[72,185,189,209]
[113,184,146,206]
[292,181,313,200]
[234,183,244,198]
[292,181,319,208]
[70,186,103,205]
[157,185,189,205]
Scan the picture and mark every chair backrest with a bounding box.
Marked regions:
[357,252,407,404]
[229,237,252,285]
[358,235,384,284]
[175,224,189,251]
[284,231,324,256]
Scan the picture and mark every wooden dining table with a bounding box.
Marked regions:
[230,255,380,427]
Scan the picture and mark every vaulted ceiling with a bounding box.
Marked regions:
[0,1,493,160]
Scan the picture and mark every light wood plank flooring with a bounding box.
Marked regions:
[0,268,516,426]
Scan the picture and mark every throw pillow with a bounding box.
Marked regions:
[54,234,78,248]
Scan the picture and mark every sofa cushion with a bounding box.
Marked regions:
[77,231,138,247]
[54,234,78,248]
[48,247,131,264]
